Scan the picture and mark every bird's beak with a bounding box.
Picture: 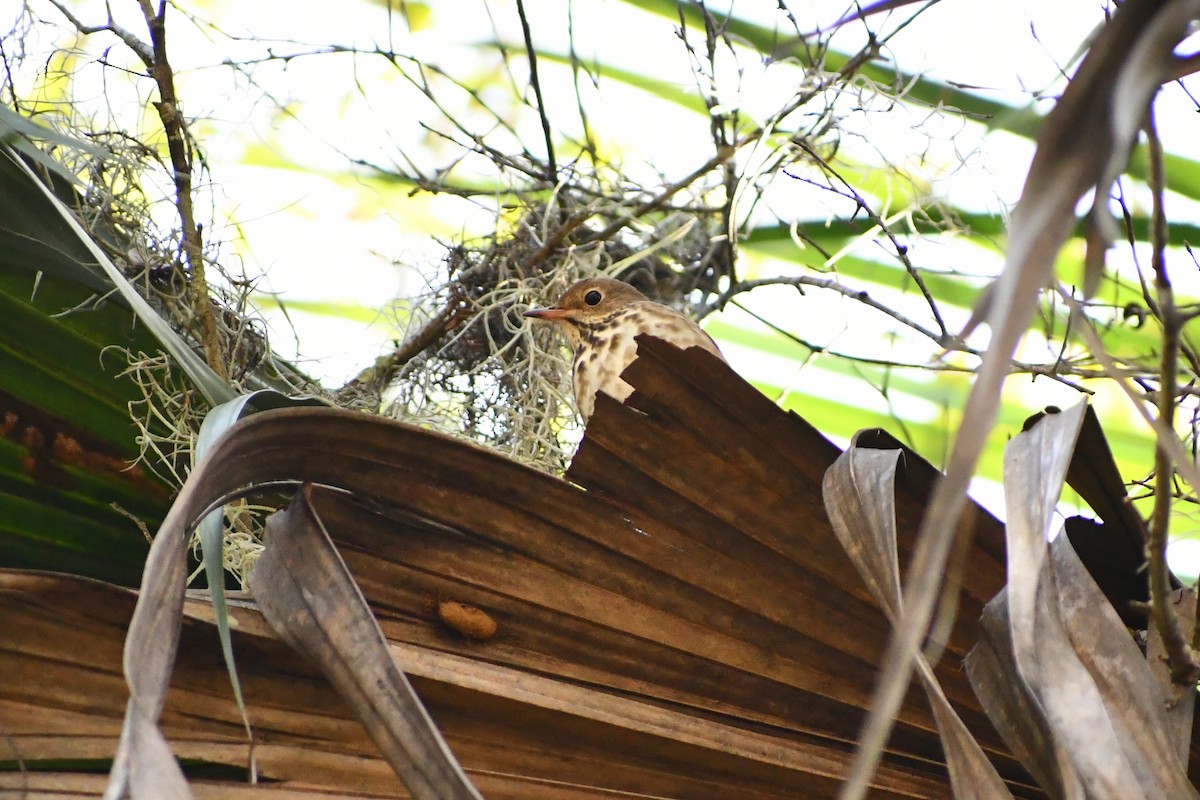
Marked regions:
[523,307,573,321]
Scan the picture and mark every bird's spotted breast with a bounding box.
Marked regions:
[532,284,725,422]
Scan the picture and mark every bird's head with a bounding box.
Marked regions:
[523,277,648,347]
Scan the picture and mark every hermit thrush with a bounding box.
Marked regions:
[524,277,725,421]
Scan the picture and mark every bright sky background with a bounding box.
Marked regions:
[116,0,1106,380]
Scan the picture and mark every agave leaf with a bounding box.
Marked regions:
[0,170,175,583]
[0,145,116,295]
[0,104,105,187]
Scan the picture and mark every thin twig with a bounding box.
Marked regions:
[729,291,1097,390]
[1144,106,1200,683]
[342,289,471,394]
[790,140,950,340]
[677,2,738,286]
[48,0,228,379]
[702,275,946,344]
[1061,287,1200,538]
[515,0,556,181]
[136,1,228,380]
[46,0,153,66]
[565,0,598,164]
[582,145,737,245]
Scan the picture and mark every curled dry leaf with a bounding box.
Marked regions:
[966,401,1199,800]
[966,598,1068,797]
[103,408,495,799]
[843,3,1200,796]
[823,440,1014,799]
[248,485,483,800]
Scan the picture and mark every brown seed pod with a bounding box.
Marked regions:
[436,600,498,641]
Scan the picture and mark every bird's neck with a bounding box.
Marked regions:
[575,307,641,348]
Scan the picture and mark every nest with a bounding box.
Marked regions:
[384,199,732,474]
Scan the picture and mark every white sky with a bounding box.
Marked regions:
[190,0,1103,378]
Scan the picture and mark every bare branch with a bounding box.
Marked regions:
[515,0,557,181]
[45,0,154,68]
[790,140,950,341]
[135,1,227,380]
[1144,103,1200,683]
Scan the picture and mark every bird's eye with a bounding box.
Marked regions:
[584,290,602,306]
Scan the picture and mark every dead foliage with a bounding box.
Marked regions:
[843,1,1200,794]
[3,338,1193,800]
[6,2,1200,799]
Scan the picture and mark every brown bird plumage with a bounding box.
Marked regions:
[524,277,725,421]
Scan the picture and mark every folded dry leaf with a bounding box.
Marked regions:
[823,441,1014,799]
[844,3,1200,795]
[966,402,1199,800]
[248,485,483,800]
[967,595,1070,797]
